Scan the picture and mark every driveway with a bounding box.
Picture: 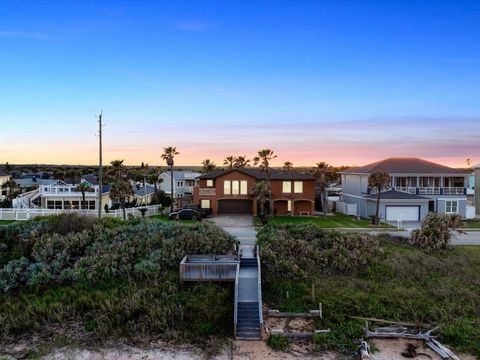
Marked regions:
[207,215,257,256]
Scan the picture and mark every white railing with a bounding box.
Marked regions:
[40,184,99,196]
[394,186,417,194]
[0,205,163,221]
[16,189,40,209]
[418,187,441,195]
[443,187,464,195]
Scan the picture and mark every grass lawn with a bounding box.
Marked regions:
[0,220,16,225]
[262,241,480,356]
[463,219,480,228]
[256,213,393,228]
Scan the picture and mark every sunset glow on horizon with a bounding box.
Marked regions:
[1,1,479,168]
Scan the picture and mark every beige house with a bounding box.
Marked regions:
[0,171,12,200]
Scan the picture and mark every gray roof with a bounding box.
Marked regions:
[132,183,155,196]
[365,190,429,200]
[342,158,467,175]
[199,168,315,180]
[160,171,201,180]
[14,178,62,187]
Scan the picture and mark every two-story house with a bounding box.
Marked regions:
[340,158,469,221]
[193,168,315,216]
[158,171,200,207]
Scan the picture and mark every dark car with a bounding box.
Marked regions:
[182,204,212,217]
[168,209,202,221]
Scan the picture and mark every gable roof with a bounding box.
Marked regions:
[341,158,467,175]
[132,183,155,196]
[199,168,314,180]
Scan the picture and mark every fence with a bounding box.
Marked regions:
[0,204,163,221]
[335,201,358,216]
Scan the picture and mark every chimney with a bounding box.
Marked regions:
[475,164,480,217]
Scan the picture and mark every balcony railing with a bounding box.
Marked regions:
[40,185,99,196]
[418,187,441,195]
[394,186,416,194]
[443,187,465,195]
[199,188,216,196]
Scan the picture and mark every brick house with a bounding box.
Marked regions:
[193,168,315,216]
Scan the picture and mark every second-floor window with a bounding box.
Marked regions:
[177,181,184,187]
[282,181,291,193]
[224,180,248,195]
[294,181,303,193]
[206,179,213,187]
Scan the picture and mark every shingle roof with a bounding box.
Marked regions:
[365,190,429,200]
[342,158,467,175]
[199,168,315,180]
[132,183,155,196]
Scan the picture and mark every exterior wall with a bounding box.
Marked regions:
[0,175,12,198]
[436,198,467,217]
[476,167,480,216]
[342,174,368,196]
[194,170,315,216]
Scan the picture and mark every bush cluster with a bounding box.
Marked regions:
[0,215,236,293]
[410,212,465,250]
[257,223,379,279]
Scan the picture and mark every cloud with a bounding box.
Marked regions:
[175,20,219,31]
[0,30,49,40]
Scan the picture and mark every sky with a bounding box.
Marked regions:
[0,0,479,167]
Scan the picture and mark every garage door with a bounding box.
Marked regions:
[218,199,252,214]
[385,206,419,221]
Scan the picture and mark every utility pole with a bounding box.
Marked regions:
[97,111,103,218]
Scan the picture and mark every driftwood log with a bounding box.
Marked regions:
[269,328,330,338]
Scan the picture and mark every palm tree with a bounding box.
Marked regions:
[109,160,126,181]
[201,159,217,174]
[312,162,338,216]
[251,181,271,225]
[233,156,250,168]
[109,179,133,220]
[1,179,19,205]
[75,182,93,210]
[283,161,293,172]
[224,156,235,170]
[161,146,179,214]
[253,149,277,216]
[368,170,391,225]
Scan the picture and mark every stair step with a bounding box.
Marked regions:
[236,336,261,341]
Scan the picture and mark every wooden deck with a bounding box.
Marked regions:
[179,254,240,281]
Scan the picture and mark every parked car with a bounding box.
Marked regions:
[182,204,212,217]
[168,209,202,221]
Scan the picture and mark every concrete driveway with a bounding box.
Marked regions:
[207,215,257,256]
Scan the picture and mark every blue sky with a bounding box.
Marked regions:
[0,0,479,166]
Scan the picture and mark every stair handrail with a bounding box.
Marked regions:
[256,245,263,336]
[233,263,240,338]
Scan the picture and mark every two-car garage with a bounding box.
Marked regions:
[385,206,420,221]
[217,199,253,214]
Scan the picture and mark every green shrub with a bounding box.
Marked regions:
[0,257,30,293]
[411,213,465,250]
[258,224,379,279]
[267,334,289,351]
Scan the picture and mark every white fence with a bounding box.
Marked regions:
[335,201,358,216]
[0,205,164,221]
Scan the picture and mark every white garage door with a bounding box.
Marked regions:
[386,206,419,221]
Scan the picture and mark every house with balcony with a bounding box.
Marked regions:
[158,171,200,207]
[14,178,111,210]
[339,158,469,222]
[193,168,315,216]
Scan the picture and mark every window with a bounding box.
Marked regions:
[224,180,231,195]
[294,181,303,193]
[232,180,240,195]
[177,181,184,187]
[287,200,292,212]
[206,179,213,187]
[282,181,291,193]
[445,200,458,214]
[200,199,211,209]
[240,180,248,195]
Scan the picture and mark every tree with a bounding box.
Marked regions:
[283,161,293,172]
[108,160,127,181]
[368,170,391,225]
[253,149,277,216]
[1,179,19,205]
[5,162,12,172]
[251,180,271,225]
[75,182,93,210]
[201,159,217,174]
[311,162,338,216]
[224,156,235,170]
[109,179,133,220]
[465,158,472,168]
[161,146,179,214]
[233,156,250,168]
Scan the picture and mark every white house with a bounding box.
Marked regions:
[158,171,200,198]
[0,171,12,200]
